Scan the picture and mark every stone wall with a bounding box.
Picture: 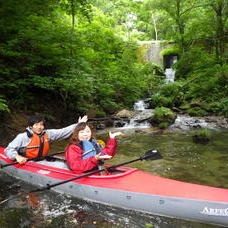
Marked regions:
[137,40,174,68]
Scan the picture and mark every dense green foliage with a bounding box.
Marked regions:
[0,0,227,119]
[0,0,152,118]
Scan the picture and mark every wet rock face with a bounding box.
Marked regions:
[205,116,228,129]
[114,109,154,128]
[114,120,127,128]
[115,109,135,118]
[192,135,210,144]
[169,115,228,131]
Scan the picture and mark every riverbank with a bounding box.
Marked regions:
[0,110,70,147]
[1,109,227,147]
[1,110,228,228]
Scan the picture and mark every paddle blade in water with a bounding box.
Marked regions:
[141,149,163,161]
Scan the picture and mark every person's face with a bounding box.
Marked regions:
[78,126,92,141]
[31,121,45,135]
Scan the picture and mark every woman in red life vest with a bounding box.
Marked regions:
[5,115,88,164]
[65,122,123,172]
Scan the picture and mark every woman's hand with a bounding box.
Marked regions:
[109,131,123,138]
[78,115,88,123]
[15,154,27,164]
[95,154,112,161]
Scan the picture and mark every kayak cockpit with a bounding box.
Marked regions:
[25,159,138,179]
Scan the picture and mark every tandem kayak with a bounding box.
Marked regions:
[0,147,227,226]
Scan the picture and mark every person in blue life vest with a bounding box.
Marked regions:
[65,122,123,172]
[4,115,88,164]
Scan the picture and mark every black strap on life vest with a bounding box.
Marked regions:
[37,135,44,160]
[18,131,45,158]
[26,129,33,138]
[91,139,102,155]
[91,139,104,166]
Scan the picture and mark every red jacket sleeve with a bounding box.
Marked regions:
[102,138,117,156]
[65,138,117,172]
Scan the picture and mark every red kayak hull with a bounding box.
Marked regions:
[0,147,227,226]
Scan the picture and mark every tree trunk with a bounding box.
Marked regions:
[212,0,227,62]
[70,0,75,30]
[176,0,186,54]
[152,14,158,40]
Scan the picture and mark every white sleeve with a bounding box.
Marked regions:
[4,134,24,160]
[46,124,77,142]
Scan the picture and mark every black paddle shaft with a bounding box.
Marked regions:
[31,150,162,193]
[0,149,162,205]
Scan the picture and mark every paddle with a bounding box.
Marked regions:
[30,149,162,193]
[0,149,162,205]
[0,151,65,169]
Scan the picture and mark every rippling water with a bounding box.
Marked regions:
[0,129,227,227]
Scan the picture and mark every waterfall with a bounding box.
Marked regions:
[165,68,175,83]
[164,55,177,83]
[133,100,149,111]
[122,100,152,129]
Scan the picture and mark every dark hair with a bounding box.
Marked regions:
[28,116,45,127]
[68,122,95,146]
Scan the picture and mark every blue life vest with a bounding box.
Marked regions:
[82,139,102,159]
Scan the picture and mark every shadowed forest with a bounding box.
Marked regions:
[0,0,227,124]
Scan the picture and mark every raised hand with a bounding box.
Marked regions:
[78,115,88,123]
[109,131,124,138]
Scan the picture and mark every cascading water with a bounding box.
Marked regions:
[164,55,177,83]
[122,100,153,129]
[165,68,175,83]
[133,100,149,110]
[169,115,218,131]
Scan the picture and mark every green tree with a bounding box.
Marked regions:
[145,0,207,53]
[203,0,228,61]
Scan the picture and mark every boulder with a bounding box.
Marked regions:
[115,109,135,118]
[149,107,177,128]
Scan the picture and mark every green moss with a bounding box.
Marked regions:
[95,110,106,118]
[160,46,180,56]
[151,107,176,127]
[179,103,191,110]
[193,129,212,137]
[186,107,207,116]
[145,224,154,227]
[159,122,169,129]
[192,129,212,144]
[136,44,149,64]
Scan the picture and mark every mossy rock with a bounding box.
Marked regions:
[95,110,106,118]
[187,107,208,116]
[179,103,191,110]
[192,135,210,144]
[149,107,176,128]
[192,129,212,144]
[190,101,209,111]
[159,122,169,129]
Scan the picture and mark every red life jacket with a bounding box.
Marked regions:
[20,133,50,159]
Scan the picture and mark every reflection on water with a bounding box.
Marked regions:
[0,129,227,227]
[114,129,228,189]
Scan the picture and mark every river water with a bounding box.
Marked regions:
[0,129,227,227]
